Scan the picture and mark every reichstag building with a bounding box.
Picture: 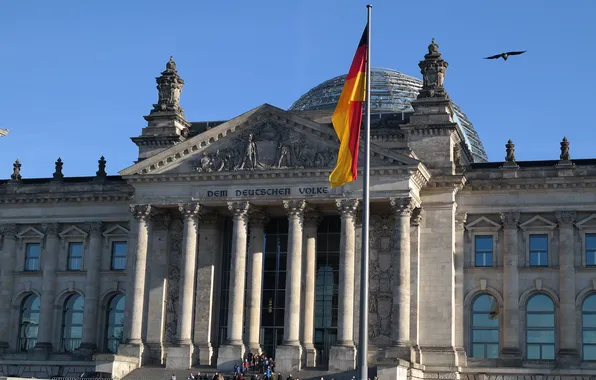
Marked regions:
[1,39,596,380]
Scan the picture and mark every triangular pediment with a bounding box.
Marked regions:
[577,214,596,230]
[465,216,501,231]
[120,104,421,176]
[59,225,88,238]
[16,226,44,239]
[102,224,130,237]
[519,215,557,231]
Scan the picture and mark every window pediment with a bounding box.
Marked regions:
[465,216,501,232]
[577,214,596,230]
[102,225,129,237]
[59,225,88,239]
[519,215,557,231]
[16,226,44,239]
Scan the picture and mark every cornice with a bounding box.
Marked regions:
[131,135,186,147]
[0,192,133,205]
[463,178,596,192]
[425,174,466,193]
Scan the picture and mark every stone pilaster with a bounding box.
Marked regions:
[33,222,60,357]
[499,212,522,366]
[410,208,424,363]
[453,212,467,367]
[119,204,151,360]
[385,197,415,361]
[193,212,222,365]
[246,210,268,354]
[301,211,320,368]
[329,199,358,371]
[166,203,200,369]
[77,222,103,356]
[556,211,579,366]
[0,224,17,352]
[276,199,306,373]
[217,201,250,371]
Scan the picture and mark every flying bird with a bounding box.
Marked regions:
[484,50,527,61]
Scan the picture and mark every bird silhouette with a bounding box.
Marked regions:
[484,50,527,61]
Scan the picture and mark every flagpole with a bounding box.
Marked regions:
[358,4,372,380]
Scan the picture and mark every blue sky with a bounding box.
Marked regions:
[1,0,595,178]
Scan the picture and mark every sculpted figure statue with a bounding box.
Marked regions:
[276,142,291,168]
[239,133,258,170]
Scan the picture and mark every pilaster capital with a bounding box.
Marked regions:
[500,212,521,229]
[228,201,250,220]
[455,212,468,230]
[283,200,306,217]
[336,199,359,218]
[178,202,201,219]
[411,207,425,227]
[42,222,60,236]
[555,211,576,227]
[390,197,415,217]
[249,209,269,227]
[0,223,18,238]
[129,204,152,222]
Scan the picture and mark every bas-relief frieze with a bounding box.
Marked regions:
[368,214,395,345]
[165,218,184,342]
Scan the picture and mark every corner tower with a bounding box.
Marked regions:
[132,57,191,161]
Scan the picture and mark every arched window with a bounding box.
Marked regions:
[18,294,40,352]
[61,294,84,352]
[526,294,555,360]
[470,294,499,358]
[105,294,125,353]
[582,294,596,360]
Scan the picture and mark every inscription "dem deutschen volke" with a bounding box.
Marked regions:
[206,186,329,198]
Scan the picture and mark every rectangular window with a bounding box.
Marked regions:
[586,234,596,266]
[475,235,493,267]
[24,243,41,271]
[529,234,549,267]
[67,242,83,271]
[111,241,127,270]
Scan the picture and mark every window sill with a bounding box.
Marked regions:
[519,267,559,272]
[56,271,87,276]
[100,270,127,275]
[13,271,42,276]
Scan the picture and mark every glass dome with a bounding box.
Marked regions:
[289,67,488,163]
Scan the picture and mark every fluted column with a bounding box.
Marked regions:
[500,212,522,365]
[79,222,103,353]
[177,203,200,344]
[127,204,151,346]
[247,211,267,353]
[454,212,468,366]
[556,211,579,365]
[34,223,60,353]
[0,224,17,351]
[275,200,306,373]
[301,211,320,367]
[387,197,414,360]
[217,201,250,371]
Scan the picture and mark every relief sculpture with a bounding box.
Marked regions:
[164,218,184,342]
[192,122,338,172]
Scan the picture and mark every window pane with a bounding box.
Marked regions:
[25,243,41,271]
[472,295,491,311]
[587,251,596,266]
[527,330,555,343]
[584,315,596,328]
[472,344,484,358]
[587,234,596,250]
[527,344,541,359]
[475,236,493,251]
[583,295,596,312]
[472,329,499,343]
[111,241,127,270]
[473,314,498,327]
[527,294,554,312]
[68,242,83,270]
[584,331,596,344]
[584,345,596,361]
[486,344,499,359]
[542,344,555,360]
[527,314,555,328]
[530,235,548,250]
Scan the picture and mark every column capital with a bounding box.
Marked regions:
[411,207,425,227]
[249,209,269,227]
[556,211,577,227]
[303,209,322,229]
[130,204,152,221]
[42,222,60,236]
[0,223,18,238]
[228,201,250,219]
[283,199,306,217]
[336,199,359,218]
[178,202,201,219]
[455,212,468,230]
[500,212,521,229]
[390,197,415,217]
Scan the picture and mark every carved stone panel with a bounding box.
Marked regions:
[164,218,184,342]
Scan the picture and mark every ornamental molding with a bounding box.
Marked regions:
[119,104,421,177]
[58,225,89,239]
[16,226,45,239]
[0,193,133,205]
[519,215,557,231]
[102,224,130,237]
[465,216,501,232]
[464,179,596,191]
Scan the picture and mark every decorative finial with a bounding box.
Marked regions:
[560,137,570,161]
[96,156,107,179]
[417,38,449,99]
[152,56,185,114]
[11,159,22,181]
[505,139,516,162]
[53,157,64,181]
[166,56,177,72]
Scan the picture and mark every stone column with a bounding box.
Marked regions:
[246,211,268,354]
[409,208,424,363]
[329,199,359,371]
[499,212,522,365]
[120,204,151,359]
[0,224,17,352]
[217,201,250,371]
[453,213,467,366]
[556,211,579,366]
[167,203,200,369]
[193,212,222,365]
[78,222,103,356]
[276,199,306,373]
[301,211,320,367]
[385,197,415,361]
[33,223,60,356]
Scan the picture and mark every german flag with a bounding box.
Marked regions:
[329,24,369,188]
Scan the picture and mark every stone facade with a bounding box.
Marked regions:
[1,40,596,380]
